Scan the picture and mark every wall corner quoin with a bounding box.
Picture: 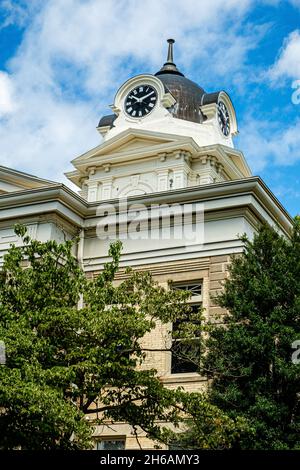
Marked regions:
[208,254,230,318]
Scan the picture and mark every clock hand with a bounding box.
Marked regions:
[219,110,228,125]
[139,91,155,102]
[220,106,229,120]
[128,95,139,101]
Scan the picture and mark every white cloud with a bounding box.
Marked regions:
[0,0,33,30]
[0,71,15,115]
[0,0,262,185]
[238,117,300,173]
[289,0,300,8]
[269,30,300,82]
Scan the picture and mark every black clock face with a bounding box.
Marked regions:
[125,85,157,118]
[217,101,230,136]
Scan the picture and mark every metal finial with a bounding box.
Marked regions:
[166,39,175,64]
[155,38,184,77]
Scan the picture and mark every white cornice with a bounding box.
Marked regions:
[0,178,293,236]
[65,127,251,189]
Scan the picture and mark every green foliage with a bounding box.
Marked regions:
[0,224,252,450]
[161,392,252,450]
[0,225,204,449]
[203,220,300,449]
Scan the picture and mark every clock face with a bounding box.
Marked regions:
[217,101,230,136]
[125,85,157,118]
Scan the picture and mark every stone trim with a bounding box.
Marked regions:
[208,253,230,318]
[91,257,210,280]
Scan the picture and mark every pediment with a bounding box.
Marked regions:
[70,128,194,170]
[114,136,166,153]
[228,152,251,178]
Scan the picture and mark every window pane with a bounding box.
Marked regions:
[172,282,202,296]
[171,299,202,375]
[171,339,200,374]
[96,439,125,450]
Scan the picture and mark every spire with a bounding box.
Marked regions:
[166,38,175,63]
[155,39,184,76]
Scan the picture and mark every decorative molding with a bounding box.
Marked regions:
[87,166,97,176]
[97,125,111,137]
[103,164,111,173]
[87,182,99,202]
[109,104,120,115]
[0,178,293,237]
[156,168,169,192]
[112,257,210,279]
[26,223,38,239]
[130,175,140,188]
[200,102,217,120]
[161,92,176,108]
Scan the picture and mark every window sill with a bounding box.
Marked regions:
[160,372,207,384]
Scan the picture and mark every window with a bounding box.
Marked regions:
[96,438,126,450]
[172,282,202,297]
[171,282,202,374]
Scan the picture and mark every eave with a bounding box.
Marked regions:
[0,165,58,190]
[0,178,292,237]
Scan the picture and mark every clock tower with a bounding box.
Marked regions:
[66,39,249,201]
[0,39,293,450]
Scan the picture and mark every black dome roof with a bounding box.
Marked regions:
[97,40,220,130]
[155,72,206,124]
[154,39,206,124]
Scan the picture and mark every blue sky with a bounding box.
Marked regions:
[0,0,299,215]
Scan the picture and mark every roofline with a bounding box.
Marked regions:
[69,127,188,166]
[0,165,58,185]
[0,177,294,236]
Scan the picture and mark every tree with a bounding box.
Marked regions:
[0,225,183,449]
[203,220,300,449]
[161,392,251,450]
[0,226,253,450]
[0,225,244,450]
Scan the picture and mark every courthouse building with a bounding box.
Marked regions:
[0,40,293,449]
